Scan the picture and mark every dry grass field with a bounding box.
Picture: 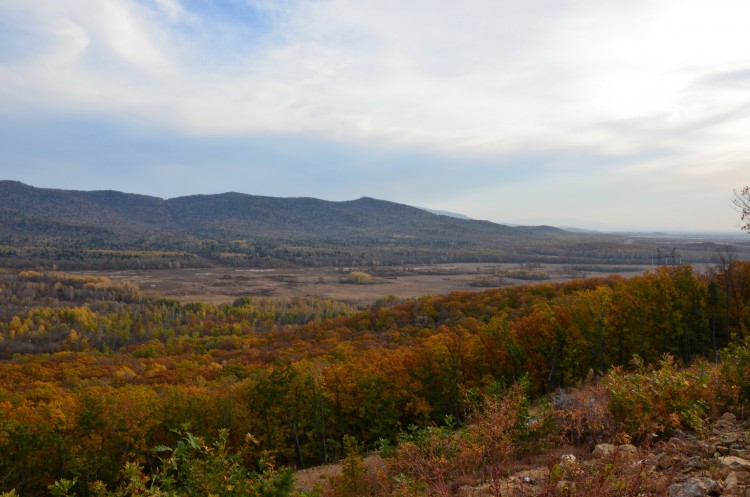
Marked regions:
[82,263,656,307]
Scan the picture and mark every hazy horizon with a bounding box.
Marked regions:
[1,1,749,232]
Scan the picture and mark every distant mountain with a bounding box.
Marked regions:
[418,207,472,220]
[0,181,563,245]
[10,181,731,270]
[560,226,603,234]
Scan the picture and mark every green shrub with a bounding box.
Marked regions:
[51,430,293,497]
[343,271,374,285]
[720,335,750,404]
[605,355,723,440]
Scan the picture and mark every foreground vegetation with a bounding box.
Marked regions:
[2,260,750,495]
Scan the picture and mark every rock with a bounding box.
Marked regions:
[720,412,738,424]
[560,453,576,464]
[670,436,685,448]
[617,444,639,460]
[725,471,739,492]
[684,456,704,471]
[592,443,616,458]
[659,453,677,470]
[552,390,573,410]
[699,443,717,457]
[668,477,721,497]
[718,446,732,456]
[560,453,577,471]
[720,456,750,482]
[644,452,660,468]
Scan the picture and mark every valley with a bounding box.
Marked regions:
[84,262,655,306]
[2,181,750,496]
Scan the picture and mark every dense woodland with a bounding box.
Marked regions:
[2,259,750,495]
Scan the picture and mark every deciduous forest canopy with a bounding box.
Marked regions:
[2,257,750,494]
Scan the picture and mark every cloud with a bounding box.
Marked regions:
[3,0,750,152]
[1,0,750,230]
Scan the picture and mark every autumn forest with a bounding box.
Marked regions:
[2,255,750,495]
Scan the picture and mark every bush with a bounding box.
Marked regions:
[342,272,374,285]
[388,423,467,497]
[554,380,614,445]
[322,435,385,497]
[50,430,293,497]
[720,335,750,405]
[605,355,724,440]
[539,449,670,497]
[386,381,553,496]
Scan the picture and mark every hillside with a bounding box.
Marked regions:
[0,181,544,242]
[1,181,747,270]
[2,262,750,496]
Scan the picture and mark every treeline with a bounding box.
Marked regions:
[3,236,745,271]
[0,245,207,271]
[1,263,750,494]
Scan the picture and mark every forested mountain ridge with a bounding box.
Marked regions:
[1,180,746,269]
[0,181,177,237]
[0,180,552,242]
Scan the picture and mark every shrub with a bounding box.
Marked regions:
[720,335,750,405]
[553,380,614,445]
[539,449,670,497]
[605,355,723,440]
[322,435,386,497]
[51,430,293,497]
[388,423,466,497]
[386,380,554,496]
[468,380,555,464]
[342,272,374,285]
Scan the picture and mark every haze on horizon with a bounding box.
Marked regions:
[1,0,749,233]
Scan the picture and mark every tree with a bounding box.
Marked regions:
[732,186,750,232]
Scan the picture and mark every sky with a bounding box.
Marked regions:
[1,0,749,232]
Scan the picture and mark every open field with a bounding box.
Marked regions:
[80,262,689,307]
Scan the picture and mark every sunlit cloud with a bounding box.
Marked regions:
[1,0,749,230]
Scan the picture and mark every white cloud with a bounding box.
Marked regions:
[1,0,750,230]
[152,0,190,22]
[4,0,750,152]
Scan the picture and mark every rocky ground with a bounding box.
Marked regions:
[294,412,750,496]
[458,412,750,497]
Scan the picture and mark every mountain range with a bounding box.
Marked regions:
[1,180,741,269]
[0,180,562,244]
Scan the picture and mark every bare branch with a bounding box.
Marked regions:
[732,186,750,232]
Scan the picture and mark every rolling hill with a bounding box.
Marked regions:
[0,180,559,244]
[0,181,743,269]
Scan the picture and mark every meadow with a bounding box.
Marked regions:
[81,263,652,306]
